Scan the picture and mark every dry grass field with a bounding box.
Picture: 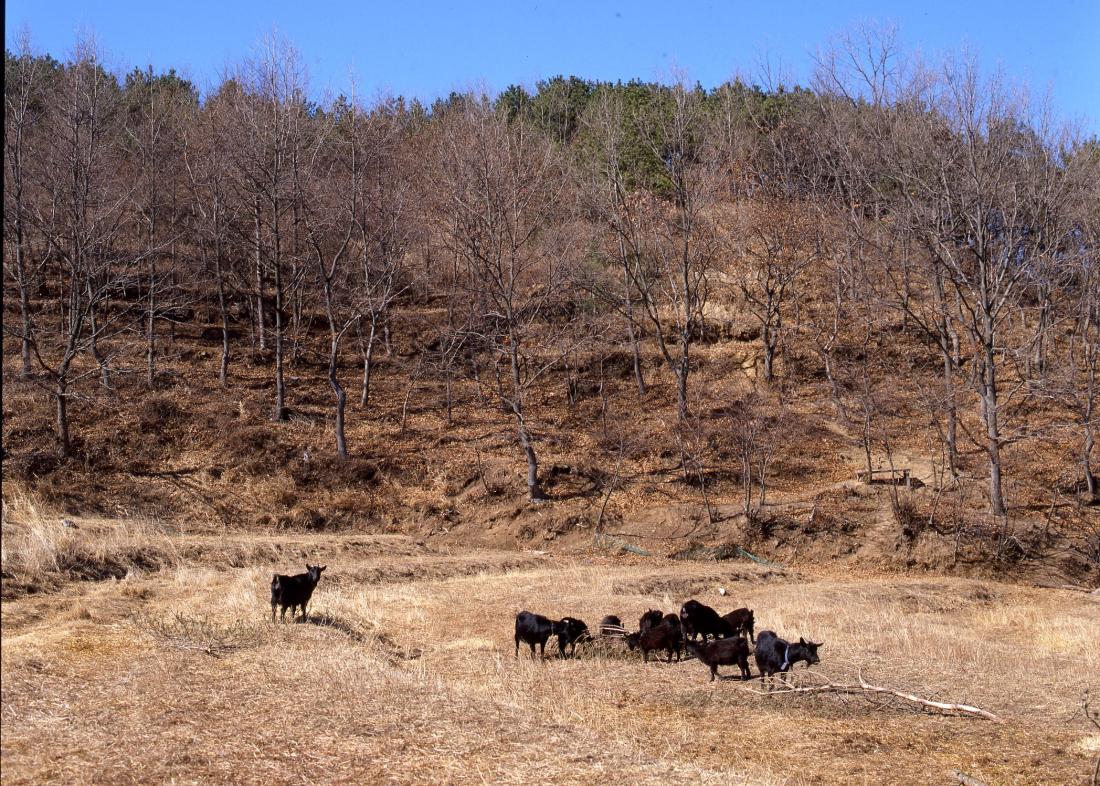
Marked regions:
[3,503,1098,785]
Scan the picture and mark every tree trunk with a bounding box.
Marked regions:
[863,407,874,479]
[86,289,111,391]
[15,214,33,376]
[943,340,959,480]
[629,326,646,396]
[1084,425,1097,502]
[444,367,454,427]
[330,333,348,460]
[762,326,776,381]
[272,209,287,421]
[619,240,646,395]
[742,451,753,517]
[676,338,690,424]
[214,247,230,388]
[273,277,286,420]
[146,254,156,386]
[360,317,378,408]
[56,380,71,459]
[1033,288,1051,376]
[254,200,266,352]
[510,339,543,502]
[1084,380,1097,501]
[979,345,1007,516]
[515,407,544,502]
[933,269,960,479]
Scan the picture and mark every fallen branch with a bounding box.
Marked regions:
[855,673,1002,722]
[739,671,1001,722]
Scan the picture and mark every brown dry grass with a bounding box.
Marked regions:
[1,486,182,596]
[3,522,1098,785]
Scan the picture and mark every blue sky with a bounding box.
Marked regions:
[5,1,1099,129]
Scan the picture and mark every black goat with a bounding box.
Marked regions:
[754,630,823,685]
[270,564,326,622]
[515,611,557,658]
[624,618,683,663]
[680,599,734,642]
[557,617,590,657]
[514,612,589,659]
[721,608,755,642]
[638,609,664,632]
[599,615,625,636]
[684,637,752,681]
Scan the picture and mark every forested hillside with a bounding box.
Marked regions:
[4,31,1098,581]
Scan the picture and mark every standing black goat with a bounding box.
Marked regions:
[680,599,735,642]
[270,564,326,622]
[754,630,822,685]
[684,637,752,681]
[515,612,589,659]
[721,608,755,642]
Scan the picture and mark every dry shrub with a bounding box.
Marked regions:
[611,565,785,597]
[743,509,778,543]
[331,490,375,515]
[3,449,62,482]
[1,486,180,597]
[225,424,295,474]
[136,395,184,433]
[134,611,266,657]
[253,505,331,531]
[270,487,298,509]
[284,505,327,530]
[892,494,925,540]
[288,455,379,488]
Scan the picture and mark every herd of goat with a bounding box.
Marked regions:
[515,602,822,683]
[268,564,823,683]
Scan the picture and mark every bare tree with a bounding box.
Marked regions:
[297,99,355,458]
[733,199,822,381]
[576,87,648,395]
[3,33,53,377]
[629,81,719,424]
[434,99,569,502]
[123,65,195,386]
[354,100,413,410]
[224,34,311,421]
[182,84,242,387]
[30,39,135,454]
[816,31,1076,516]
[1058,152,1100,502]
[729,391,781,517]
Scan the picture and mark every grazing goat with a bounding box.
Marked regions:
[515,611,557,658]
[624,618,682,663]
[638,609,664,632]
[684,637,752,681]
[270,564,326,622]
[754,630,822,685]
[721,608,755,642]
[557,617,590,657]
[680,599,734,642]
[599,615,625,636]
[514,612,589,659]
